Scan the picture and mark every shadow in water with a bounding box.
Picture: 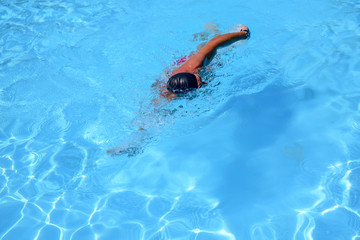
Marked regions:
[211,86,300,239]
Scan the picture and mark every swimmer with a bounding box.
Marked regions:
[107,24,250,156]
[164,24,249,98]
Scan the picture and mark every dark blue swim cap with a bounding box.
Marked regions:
[167,72,198,93]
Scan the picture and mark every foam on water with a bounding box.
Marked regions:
[1,0,360,239]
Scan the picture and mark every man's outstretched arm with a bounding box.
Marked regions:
[172,25,249,75]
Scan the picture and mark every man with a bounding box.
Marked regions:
[166,24,249,96]
[107,24,250,155]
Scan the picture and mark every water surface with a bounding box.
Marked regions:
[1,0,360,239]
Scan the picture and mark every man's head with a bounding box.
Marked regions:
[167,72,202,93]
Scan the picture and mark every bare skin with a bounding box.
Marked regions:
[107,24,249,155]
[163,24,249,99]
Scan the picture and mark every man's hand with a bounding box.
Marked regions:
[240,24,249,32]
[239,24,250,39]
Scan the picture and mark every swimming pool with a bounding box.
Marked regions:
[1,0,360,239]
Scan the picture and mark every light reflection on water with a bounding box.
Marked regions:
[1,0,360,239]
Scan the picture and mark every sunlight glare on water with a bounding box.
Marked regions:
[1,0,360,239]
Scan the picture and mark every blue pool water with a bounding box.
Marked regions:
[1,0,360,239]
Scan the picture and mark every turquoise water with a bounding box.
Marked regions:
[1,0,360,239]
